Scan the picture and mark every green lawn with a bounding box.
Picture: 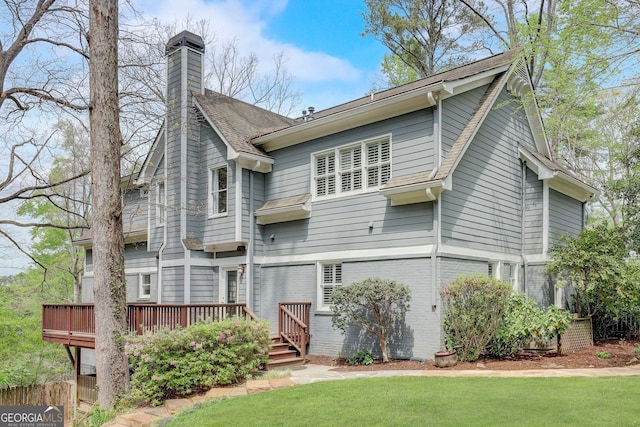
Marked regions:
[165,376,640,426]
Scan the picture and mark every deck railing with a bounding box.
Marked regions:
[42,303,250,348]
[278,302,311,359]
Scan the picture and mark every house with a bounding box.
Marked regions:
[65,31,596,371]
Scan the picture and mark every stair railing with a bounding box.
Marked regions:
[278,302,311,360]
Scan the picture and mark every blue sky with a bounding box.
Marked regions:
[138,0,388,111]
[0,0,389,276]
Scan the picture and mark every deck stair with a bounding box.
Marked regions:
[266,335,305,369]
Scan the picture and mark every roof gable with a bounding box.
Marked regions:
[193,89,297,172]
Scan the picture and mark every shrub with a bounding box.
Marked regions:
[125,317,271,406]
[348,349,374,366]
[440,275,511,362]
[595,351,611,359]
[330,278,411,363]
[547,224,640,340]
[486,293,572,358]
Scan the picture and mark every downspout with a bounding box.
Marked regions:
[431,95,442,311]
[521,160,527,296]
[248,169,255,310]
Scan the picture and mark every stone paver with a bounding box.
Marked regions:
[101,363,640,427]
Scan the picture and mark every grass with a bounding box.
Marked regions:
[165,376,640,426]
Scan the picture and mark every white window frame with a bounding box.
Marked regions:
[312,135,391,200]
[488,261,519,291]
[317,262,342,311]
[209,164,228,218]
[156,181,166,226]
[138,273,151,299]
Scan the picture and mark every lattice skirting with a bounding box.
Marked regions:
[559,318,593,353]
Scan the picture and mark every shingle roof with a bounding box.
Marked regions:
[255,194,311,213]
[431,69,512,183]
[312,50,519,121]
[193,89,297,156]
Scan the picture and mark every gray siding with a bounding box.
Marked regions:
[190,266,215,302]
[441,88,534,253]
[258,258,437,359]
[524,167,544,254]
[266,109,435,200]
[441,86,485,156]
[122,188,148,233]
[261,193,433,257]
[148,156,165,253]
[525,263,554,306]
[162,266,184,303]
[549,189,583,244]
[200,126,236,246]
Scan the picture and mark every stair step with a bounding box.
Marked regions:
[265,356,305,370]
[269,342,290,351]
[268,349,299,361]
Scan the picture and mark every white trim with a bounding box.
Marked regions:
[219,266,239,304]
[138,273,152,300]
[438,244,523,264]
[208,163,229,218]
[155,181,166,226]
[311,134,392,201]
[316,261,342,312]
[254,87,441,151]
[256,245,434,265]
[235,163,242,242]
[543,181,549,256]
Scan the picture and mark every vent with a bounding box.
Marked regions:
[166,31,205,55]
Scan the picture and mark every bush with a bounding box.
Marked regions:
[330,278,411,363]
[440,275,511,362]
[348,349,374,366]
[547,224,640,341]
[125,317,271,406]
[486,293,572,358]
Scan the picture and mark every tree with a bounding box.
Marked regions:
[362,0,488,83]
[330,278,411,363]
[89,0,129,408]
[547,225,640,339]
[0,273,71,386]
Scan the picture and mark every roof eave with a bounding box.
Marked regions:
[253,84,444,151]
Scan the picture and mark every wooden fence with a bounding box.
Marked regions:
[0,382,72,420]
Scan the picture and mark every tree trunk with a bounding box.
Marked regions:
[89,0,129,408]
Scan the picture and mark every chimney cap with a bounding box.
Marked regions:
[166,31,205,55]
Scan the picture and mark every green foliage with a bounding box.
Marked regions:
[486,293,572,358]
[77,407,116,427]
[547,225,640,340]
[595,351,611,359]
[125,318,271,406]
[440,275,512,362]
[0,274,72,386]
[347,349,374,366]
[362,0,487,80]
[330,278,411,363]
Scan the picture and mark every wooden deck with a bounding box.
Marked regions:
[43,303,256,348]
[42,302,311,353]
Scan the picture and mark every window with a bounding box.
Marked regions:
[139,274,151,299]
[156,181,166,225]
[318,262,342,310]
[313,136,390,199]
[209,165,228,217]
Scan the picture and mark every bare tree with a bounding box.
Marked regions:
[89,0,129,408]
